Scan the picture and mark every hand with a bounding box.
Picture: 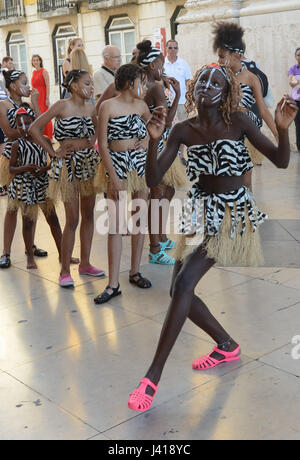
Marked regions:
[55,144,73,159]
[168,77,181,98]
[146,106,167,140]
[30,88,39,103]
[109,176,124,202]
[275,95,298,131]
[26,164,41,176]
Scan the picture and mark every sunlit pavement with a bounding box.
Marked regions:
[1,152,300,440]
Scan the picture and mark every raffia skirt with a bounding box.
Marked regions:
[0,155,13,186]
[162,156,188,188]
[173,204,264,267]
[94,162,148,194]
[7,197,55,221]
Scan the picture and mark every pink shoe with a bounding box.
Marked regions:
[79,265,105,277]
[128,378,158,412]
[192,345,241,370]
[59,274,74,288]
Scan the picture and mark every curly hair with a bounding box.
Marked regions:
[212,21,246,54]
[115,64,146,91]
[185,64,244,126]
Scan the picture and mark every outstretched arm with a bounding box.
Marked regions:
[243,96,298,169]
[146,107,182,188]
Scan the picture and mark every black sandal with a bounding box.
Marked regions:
[25,245,48,257]
[129,272,152,289]
[0,253,11,269]
[94,284,122,305]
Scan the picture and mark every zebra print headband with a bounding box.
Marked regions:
[10,70,24,81]
[139,48,161,68]
[224,44,244,56]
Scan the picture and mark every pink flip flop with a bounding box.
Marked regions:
[128,378,158,412]
[59,274,74,288]
[78,265,105,277]
[192,345,241,370]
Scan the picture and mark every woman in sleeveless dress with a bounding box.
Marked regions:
[127,63,297,413]
[31,55,53,139]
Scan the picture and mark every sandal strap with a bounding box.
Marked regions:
[149,249,174,264]
[140,377,158,393]
[213,345,240,357]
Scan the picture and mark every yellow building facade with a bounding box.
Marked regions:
[0,0,185,100]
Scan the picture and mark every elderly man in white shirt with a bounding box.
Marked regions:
[164,39,192,122]
[93,46,122,102]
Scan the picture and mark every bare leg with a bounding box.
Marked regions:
[148,185,163,254]
[130,189,148,276]
[79,193,96,270]
[60,195,79,277]
[160,185,175,243]
[22,216,37,269]
[42,206,62,259]
[3,209,17,255]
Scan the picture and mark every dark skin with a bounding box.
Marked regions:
[9,115,63,269]
[142,53,181,256]
[134,67,298,397]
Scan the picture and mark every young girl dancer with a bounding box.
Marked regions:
[93,64,151,304]
[8,105,62,269]
[128,63,297,412]
[0,70,47,269]
[29,69,104,287]
[136,40,186,265]
[212,22,278,177]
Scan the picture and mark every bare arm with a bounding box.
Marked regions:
[251,73,278,139]
[165,78,181,128]
[241,96,298,169]
[146,107,182,187]
[0,102,20,141]
[42,70,50,106]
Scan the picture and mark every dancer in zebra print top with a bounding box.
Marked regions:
[128,63,298,413]
[29,70,104,287]
[0,70,47,270]
[94,64,152,305]
[7,105,64,269]
[137,39,185,266]
[213,21,278,171]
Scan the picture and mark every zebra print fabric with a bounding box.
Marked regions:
[2,99,19,160]
[180,139,267,236]
[108,148,147,180]
[8,138,49,206]
[240,83,263,129]
[51,116,99,184]
[107,114,148,142]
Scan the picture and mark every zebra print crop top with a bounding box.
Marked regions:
[107,114,148,142]
[54,116,95,141]
[186,139,253,181]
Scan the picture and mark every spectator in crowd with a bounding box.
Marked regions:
[62,37,84,78]
[164,40,192,122]
[31,54,53,139]
[93,46,121,102]
[289,47,300,152]
[70,48,94,104]
[2,56,14,72]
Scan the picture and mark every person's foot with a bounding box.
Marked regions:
[59,274,74,288]
[33,246,48,257]
[128,377,159,412]
[192,339,240,370]
[79,265,105,277]
[0,253,11,269]
[94,284,121,305]
[27,257,37,270]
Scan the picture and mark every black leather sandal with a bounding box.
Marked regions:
[0,253,11,269]
[33,245,48,257]
[129,272,152,289]
[94,284,122,305]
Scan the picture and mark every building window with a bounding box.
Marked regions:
[106,16,136,64]
[7,31,28,75]
[52,23,76,84]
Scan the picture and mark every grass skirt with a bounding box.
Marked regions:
[7,197,55,221]
[0,156,13,186]
[162,156,188,188]
[174,204,264,267]
[48,162,96,203]
[94,162,148,194]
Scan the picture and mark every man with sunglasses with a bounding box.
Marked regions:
[164,40,192,122]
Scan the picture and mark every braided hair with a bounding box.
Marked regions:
[62,69,89,91]
[185,64,244,126]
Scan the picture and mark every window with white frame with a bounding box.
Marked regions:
[107,17,136,64]
[53,24,76,84]
[8,32,28,76]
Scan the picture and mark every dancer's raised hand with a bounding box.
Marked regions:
[146,106,167,140]
[275,95,298,131]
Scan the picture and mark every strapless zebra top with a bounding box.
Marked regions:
[180,139,267,237]
[240,83,262,129]
[8,138,49,206]
[54,116,95,141]
[107,114,148,142]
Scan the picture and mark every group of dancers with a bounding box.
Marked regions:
[0,22,298,412]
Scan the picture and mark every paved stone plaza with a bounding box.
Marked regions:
[0,153,300,440]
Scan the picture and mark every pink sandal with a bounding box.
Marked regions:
[59,274,74,288]
[192,345,241,370]
[128,378,158,412]
[79,265,105,277]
